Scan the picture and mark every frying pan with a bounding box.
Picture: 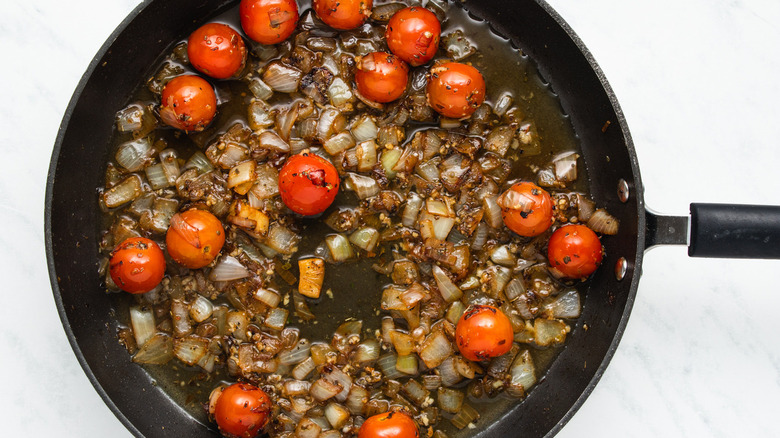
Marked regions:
[44,0,780,436]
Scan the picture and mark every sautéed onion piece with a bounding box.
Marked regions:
[97,1,619,436]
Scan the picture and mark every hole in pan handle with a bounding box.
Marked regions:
[646,204,780,259]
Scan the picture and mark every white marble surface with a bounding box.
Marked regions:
[2,0,779,436]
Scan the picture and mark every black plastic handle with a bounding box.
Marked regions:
[688,203,780,259]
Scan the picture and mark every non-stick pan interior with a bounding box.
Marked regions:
[46,0,644,436]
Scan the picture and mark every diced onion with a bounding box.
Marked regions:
[184,151,214,174]
[483,196,503,228]
[103,175,143,208]
[323,366,353,402]
[115,137,153,172]
[534,319,568,347]
[267,223,301,254]
[438,357,462,387]
[292,357,317,380]
[377,353,403,380]
[209,256,250,281]
[356,140,377,172]
[279,340,312,366]
[553,151,579,182]
[507,350,536,397]
[309,377,343,402]
[325,402,351,429]
[173,335,209,366]
[189,296,214,323]
[380,148,402,178]
[298,258,325,298]
[402,192,423,227]
[543,289,581,319]
[419,329,453,369]
[129,306,155,348]
[264,307,289,330]
[144,163,168,190]
[248,100,275,130]
[437,387,465,414]
[325,234,354,262]
[432,265,463,303]
[248,77,274,100]
[328,77,353,107]
[263,61,302,93]
[490,245,516,267]
[323,132,356,155]
[395,354,419,376]
[345,173,379,199]
[255,288,281,308]
[349,227,379,252]
[351,115,378,142]
[345,385,369,416]
[353,339,380,365]
[132,333,174,365]
[450,403,480,429]
[587,209,620,235]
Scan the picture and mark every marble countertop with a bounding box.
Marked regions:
[2,0,779,436]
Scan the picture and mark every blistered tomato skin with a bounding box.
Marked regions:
[279,153,340,216]
[313,0,373,30]
[214,383,271,438]
[498,182,554,237]
[426,62,486,119]
[187,23,247,79]
[355,52,410,103]
[358,411,419,438]
[109,237,166,294]
[385,6,441,66]
[455,305,514,362]
[548,224,604,279]
[166,209,226,269]
[159,75,217,132]
[240,0,299,45]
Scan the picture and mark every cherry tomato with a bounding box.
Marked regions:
[109,237,166,294]
[312,0,373,30]
[455,304,514,362]
[159,75,217,132]
[278,152,340,216]
[355,52,410,103]
[358,411,419,438]
[166,209,225,269]
[385,6,441,67]
[213,383,271,438]
[548,224,604,279]
[240,0,299,45]
[187,23,247,79]
[498,182,553,237]
[426,62,486,119]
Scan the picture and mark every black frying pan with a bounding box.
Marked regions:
[45,0,780,437]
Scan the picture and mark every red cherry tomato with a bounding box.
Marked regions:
[109,237,166,294]
[214,383,271,438]
[548,224,604,279]
[455,304,514,362]
[385,6,441,67]
[159,75,217,132]
[187,23,247,79]
[278,152,340,216]
[312,0,373,30]
[358,411,419,438]
[498,182,553,237]
[166,209,226,269]
[426,62,486,119]
[355,52,410,103]
[240,0,299,45]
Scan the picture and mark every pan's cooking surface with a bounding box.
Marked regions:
[98,1,593,435]
[26,1,780,438]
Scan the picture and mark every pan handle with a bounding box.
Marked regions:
[646,203,780,259]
